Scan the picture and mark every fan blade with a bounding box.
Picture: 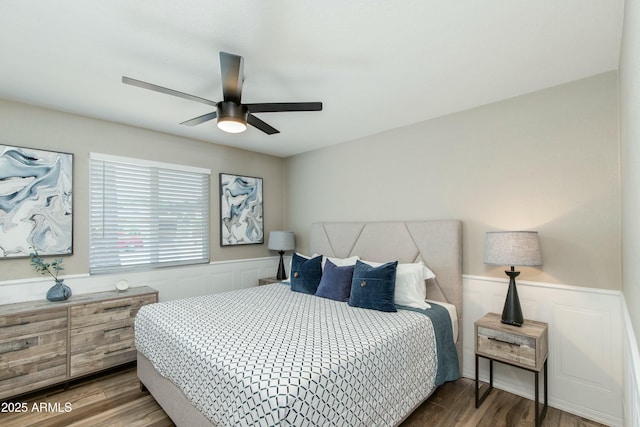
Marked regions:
[122,76,218,107]
[248,114,279,135]
[245,102,323,113]
[219,52,244,103]
[180,111,218,126]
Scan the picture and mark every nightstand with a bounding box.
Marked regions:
[258,277,283,286]
[474,312,549,427]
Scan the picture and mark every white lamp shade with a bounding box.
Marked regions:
[268,231,295,251]
[484,231,542,267]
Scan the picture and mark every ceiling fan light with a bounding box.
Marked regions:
[217,118,247,133]
[217,101,248,134]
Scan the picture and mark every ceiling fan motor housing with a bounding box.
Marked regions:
[217,101,248,132]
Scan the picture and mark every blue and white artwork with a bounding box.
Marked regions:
[0,145,73,258]
[220,173,263,246]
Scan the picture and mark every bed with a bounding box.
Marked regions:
[135,220,463,426]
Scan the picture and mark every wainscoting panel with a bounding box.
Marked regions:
[554,304,612,390]
[463,275,623,427]
[0,257,281,304]
[623,296,640,427]
[3,263,630,425]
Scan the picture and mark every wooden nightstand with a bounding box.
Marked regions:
[258,277,284,286]
[474,312,549,427]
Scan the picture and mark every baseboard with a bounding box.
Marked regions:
[462,275,623,426]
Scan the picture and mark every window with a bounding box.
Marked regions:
[90,153,210,274]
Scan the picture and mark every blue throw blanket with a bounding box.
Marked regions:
[398,303,461,386]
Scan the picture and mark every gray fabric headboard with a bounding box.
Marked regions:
[310,220,463,367]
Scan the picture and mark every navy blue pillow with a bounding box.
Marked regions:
[290,253,323,294]
[348,260,398,312]
[315,259,355,302]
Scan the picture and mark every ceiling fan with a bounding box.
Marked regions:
[122,51,323,135]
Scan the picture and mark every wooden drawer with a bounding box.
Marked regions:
[0,308,68,400]
[69,294,156,377]
[0,286,157,399]
[70,294,156,329]
[477,326,536,367]
[475,312,548,371]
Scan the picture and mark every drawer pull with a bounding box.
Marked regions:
[0,338,35,354]
[487,336,533,348]
[0,371,27,381]
[488,336,518,346]
[1,320,32,327]
[104,345,132,355]
[104,326,130,334]
[103,304,132,312]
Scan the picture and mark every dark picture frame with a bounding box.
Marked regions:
[0,145,73,258]
[219,173,263,246]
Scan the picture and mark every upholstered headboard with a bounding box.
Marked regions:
[310,220,463,367]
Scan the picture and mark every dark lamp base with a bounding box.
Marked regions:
[276,251,287,280]
[500,318,523,327]
[501,268,524,327]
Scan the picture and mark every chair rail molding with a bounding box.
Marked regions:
[0,257,280,304]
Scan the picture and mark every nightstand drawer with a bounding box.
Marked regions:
[475,312,548,371]
[477,326,536,367]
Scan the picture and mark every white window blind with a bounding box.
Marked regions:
[90,154,210,274]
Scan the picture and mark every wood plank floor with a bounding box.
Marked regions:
[402,379,606,427]
[0,365,606,427]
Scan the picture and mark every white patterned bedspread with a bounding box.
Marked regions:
[135,283,440,426]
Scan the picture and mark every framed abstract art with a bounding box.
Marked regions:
[220,173,263,246]
[0,145,73,258]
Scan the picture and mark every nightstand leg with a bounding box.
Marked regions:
[490,358,494,388]
[535,370,540,427]
[544,360,548,408]
[542,360,548,424]
[534,360,549,427]
[475,354,493,408]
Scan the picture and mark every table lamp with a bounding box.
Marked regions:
[268,231,295,280]
[484,231,542,327]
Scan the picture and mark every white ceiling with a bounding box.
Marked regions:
[0,1,624,158]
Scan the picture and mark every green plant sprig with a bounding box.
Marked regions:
[29,247,64,281]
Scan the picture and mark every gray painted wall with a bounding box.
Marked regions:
[620,0,640,347]
[285,72,620,290]
[0,99,286,281]
[0,71,623,294]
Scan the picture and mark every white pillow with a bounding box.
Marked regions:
[361,260,436,310]
[322,255,359,269]
[395,262,436,309]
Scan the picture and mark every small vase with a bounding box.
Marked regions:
[46,279,72,302]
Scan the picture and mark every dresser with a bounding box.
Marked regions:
[0,286,157,400]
